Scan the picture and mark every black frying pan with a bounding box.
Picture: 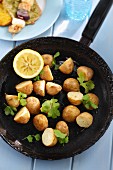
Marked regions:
[0,0,113,160]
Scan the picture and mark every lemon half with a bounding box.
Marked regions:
[13,49,44,79]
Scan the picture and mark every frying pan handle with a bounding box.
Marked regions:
[80,0,113,46]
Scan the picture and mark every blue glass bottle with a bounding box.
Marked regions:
[65,0,92,21]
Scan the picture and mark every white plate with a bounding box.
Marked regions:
[0,0,63,41]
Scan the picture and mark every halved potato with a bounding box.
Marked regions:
[56,121,69,136]
[33,114,48,131]
[59,58,74,74]
[76,112,93,128]
[40,65,53,81]
[14,106,30,124]
[42,128,57,147]
[62,105,80,122]
[42,54,53,67]
[26,96,40,114]
[67,91,83,105]
[15,80,33,95]
[63,78,80,92]
[5,94,20,107]
[33,80,45,96]
[77,66,94,81]
[46,82,62,95]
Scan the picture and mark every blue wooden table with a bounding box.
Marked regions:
[0,0,113,170]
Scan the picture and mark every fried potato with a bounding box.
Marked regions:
[59,58,74,74]
[0,3,12,26]
[67,91,83,105]
[46,82,62,96]
[56,121,69,136]
[33,114,48,131]
[40,65,53,81]
[5,94,20,108]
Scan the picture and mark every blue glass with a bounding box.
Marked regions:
[65,0,92,21]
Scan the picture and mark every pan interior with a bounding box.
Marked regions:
[0,37,112,160]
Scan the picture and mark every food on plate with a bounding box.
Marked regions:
[76,112,93,128]
[5,94,20,108]
[33,80,46,97]
[33,114,48,131]
[26,96,40,114]
[56,121,69,136]
[77,66,94,81]
[15,80,33,95]
[62,105,80,122]
[14,106,30,124]
[42,54,53,67]
[2,0,42,33]
[42,128,57,147]
[13,49,44,79]
[0,3,12,26]
[46,82,62,96]
[59,58,74,74]
[40,65,53,81]
[63,78,80,92]
[82,93,99,110]
[67,91,83,105]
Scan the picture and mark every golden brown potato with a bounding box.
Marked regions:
[62,105,80,122]
[42,54,53,67]
[77,66,94,81]
[76,112,93,128]
[40,65,53,81]
[14,107,30,124]
[42,128,57,147]
[56,121,69,136]
[26,96,40,115]
[33,80,45,96]
[15,80,33,95]
[0,4,12,26]
[46,82,62,96]
[63,78,80,92]
[5,94,19,107]
[85,93,99,110]
[67,92,83,105]
[33,114,48,131]
[59,58,74,74]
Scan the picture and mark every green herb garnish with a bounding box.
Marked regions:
[33,70,44,81]
[77,72,95,93]
[40,98,60,119]
[52,52,60,70]
[82,94,98,109]
[54,129,69,145]
[18,92,27,106]
[23,134,41,143]
[4,104,17,116]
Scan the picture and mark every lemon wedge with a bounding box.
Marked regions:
[13,49,44,79]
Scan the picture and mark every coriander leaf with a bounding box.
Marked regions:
[41,98,60,119]
[11,106,17,112]
[26,135,33,143]
[54,52,60,59]
[20,99,27,106]
[4,106,11,115]
[54,129,69,145]
[4,104,16,116]
[90,102,98,109]
[33,75,40,81]
[82,94,98,109]
[85,80,95,91]
[34,134,41,141]
[52,52,60,70]
[77,72,85,84]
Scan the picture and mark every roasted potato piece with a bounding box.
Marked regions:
[33,114,48,131]
[14,107,30,124]
[46,82,62,96]
[15,80,33,95]
[40,65,53,81]
[77,66,94,81]
[5,94,19,108]
[0,4,12,26]
[63,78,80,92]
[33,80,45,96]
[59,58,74,74]
[67,92,83,105]
[42,54,53,67]
[85,93,99,110]
[62,105,80,122]
[56,121,69,136]
[26,96,40,114]
[42,128,57,147]
[76,112,93,128]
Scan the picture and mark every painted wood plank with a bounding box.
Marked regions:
[0,137,33,170]
[33,158,72,170]
[72,122,113,170]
